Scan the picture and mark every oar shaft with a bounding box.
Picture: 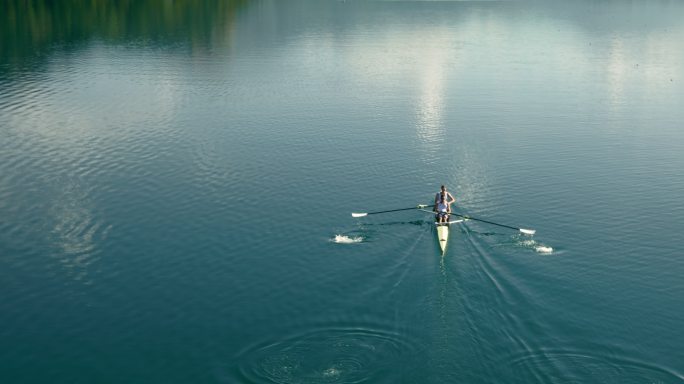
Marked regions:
[352,204,433,217]
[450,212,532,233]
[367,205,432,215]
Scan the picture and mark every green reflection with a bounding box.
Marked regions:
[1,0,249,66]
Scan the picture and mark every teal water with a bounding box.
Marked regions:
[2,1,683,382]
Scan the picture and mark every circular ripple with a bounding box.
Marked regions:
[235,327,418,384]
[508,349,683,383]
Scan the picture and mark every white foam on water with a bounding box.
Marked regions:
[536,246,554,254]
[332,234,363,244]
[322,367,341,378]
[515,237,553,254]
[521,239,537,247]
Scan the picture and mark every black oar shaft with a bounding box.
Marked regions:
[450,213,521,231]
[365,205,433,215]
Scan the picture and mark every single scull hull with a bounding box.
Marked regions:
[436,223,449,254]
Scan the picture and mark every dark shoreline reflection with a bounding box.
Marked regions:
[0,0,249,69]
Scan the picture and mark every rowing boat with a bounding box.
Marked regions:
[436,222,449,254]
[351,204,535,255]
[425,208,456,254]
[435,218,464,255]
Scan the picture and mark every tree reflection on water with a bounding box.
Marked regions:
[1,0,249,66]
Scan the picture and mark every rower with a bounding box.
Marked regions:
[436,197,450,224]
[434,185,455,210]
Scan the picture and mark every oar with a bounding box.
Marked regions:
[351,204,433,218]
[449,212,536,235]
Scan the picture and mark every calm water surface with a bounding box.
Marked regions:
[1,1,683,383]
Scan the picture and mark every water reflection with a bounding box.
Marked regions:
[415,32,449,158]
[1,1,683,382]
[0,0,249,67]
[606,37,628,111]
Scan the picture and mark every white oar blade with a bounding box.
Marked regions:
[520,228,536,235]
[351,213,368,218]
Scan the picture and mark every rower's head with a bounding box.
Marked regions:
[440,185,446,191]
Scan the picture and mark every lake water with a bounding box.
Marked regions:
[1,1,683,383]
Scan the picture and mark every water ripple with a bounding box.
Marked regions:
[507,348,683,384]
[234,326,419,384]
[47,178,109,283]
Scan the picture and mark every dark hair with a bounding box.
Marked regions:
[440,185,446,190]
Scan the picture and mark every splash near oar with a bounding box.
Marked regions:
[332,235,363,244]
